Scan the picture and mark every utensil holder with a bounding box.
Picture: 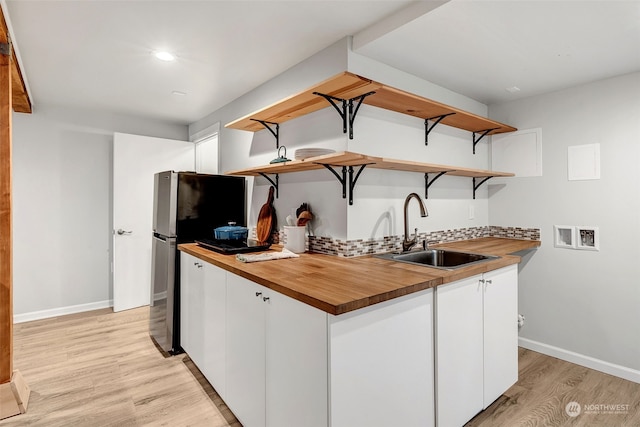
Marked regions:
[283,226,306,253]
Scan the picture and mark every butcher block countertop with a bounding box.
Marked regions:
[178,237,540,315]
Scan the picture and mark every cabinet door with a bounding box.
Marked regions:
[483,265,518,408]
[201,263,227,399]
[226,273,266,427]
[330,289,435,427]
[180,252,205,365]
[435,275,483,427]
[179,253,192,355]
[266,291,328,427]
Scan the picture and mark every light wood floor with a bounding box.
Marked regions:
[1,307,240,427]
[467,348,640,427]
[1,307,638,426]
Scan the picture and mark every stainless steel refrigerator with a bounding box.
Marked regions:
[149,171,246,354]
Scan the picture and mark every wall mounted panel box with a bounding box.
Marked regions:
[576,226,599,251]
[568,143,600,181]
[554,225,576,249]
[554,225,599,251]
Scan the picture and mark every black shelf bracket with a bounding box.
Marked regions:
[313,91,376,139]
[321,164,348,200]
[348,165,368,206]
[319,163,371,205]
[258,173,279,198]
[314,93,347,134]
[472,128,498,154]
[251,119,280,149]
[424,172,447,199]
[424,113,455,145]
[473,176,494,199]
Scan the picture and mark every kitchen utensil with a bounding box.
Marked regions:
[270,146,290,164]
[256,186,276,243]
[214,222,249,240]
[296,202,309,218]
[297,210,313,227]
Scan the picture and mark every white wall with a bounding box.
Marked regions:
[344,46,492,240]
[488,72,640,376]
[12,104,187,318]
[344,105,490,240]
[190,38,351,239]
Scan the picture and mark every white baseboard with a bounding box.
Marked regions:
[13,300,114,324]
[519,337,640,384]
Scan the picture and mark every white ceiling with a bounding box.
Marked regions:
[354,0,640,105]
[4,0,640,125]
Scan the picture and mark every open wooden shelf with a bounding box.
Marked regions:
[363,84,516,135]
[225,73,381,132]
[226,151,513,179]
[226,151,514,203]
[223,73,517,203]
[225,72,516,136]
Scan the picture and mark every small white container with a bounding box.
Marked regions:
[283,226,306,253]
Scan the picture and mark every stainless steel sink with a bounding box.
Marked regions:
[375,249,498,270]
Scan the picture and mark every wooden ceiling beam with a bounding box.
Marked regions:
[0,6,31,114]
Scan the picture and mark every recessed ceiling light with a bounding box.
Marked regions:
[172,91,187,96]
[505,86,521,93]
[154,51,175,62]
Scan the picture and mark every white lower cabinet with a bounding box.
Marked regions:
[180,253,206,371]
[435,274,484,427]
[226,272,328,427]
[181,250,517,427]
[225,274,266,427]
[329,288,435,427]
[435,264,518,427]
[180,253,227,397]
[482,265,519,408]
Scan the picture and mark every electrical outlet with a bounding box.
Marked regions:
[468,205,475,220]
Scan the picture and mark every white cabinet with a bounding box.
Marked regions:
[180,252,205,368]
[180,252,227,397]
[435,274,484,427]
[266,285,328,427]
[226,272,328,427]
[329,289,435,427]
[226,274,266,427]
[200,262,227,397]
[181,248,517,427]
[482,266,518,408]
[435,264,518,427]
[435,276,483,427]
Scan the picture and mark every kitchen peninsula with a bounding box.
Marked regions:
[178,237,539,427]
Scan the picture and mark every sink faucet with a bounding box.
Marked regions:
[403,192,428,252]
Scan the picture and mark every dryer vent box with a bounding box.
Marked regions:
[554,225,575,249]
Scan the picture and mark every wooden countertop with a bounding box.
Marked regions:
[178,237,540,316]
[432,237,540,257]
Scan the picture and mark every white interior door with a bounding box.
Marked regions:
[195,134,219,174]
[113,132,194,312]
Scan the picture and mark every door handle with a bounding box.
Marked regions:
[116,229,133,235]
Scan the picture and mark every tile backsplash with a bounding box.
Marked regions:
[306,226,540,258]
